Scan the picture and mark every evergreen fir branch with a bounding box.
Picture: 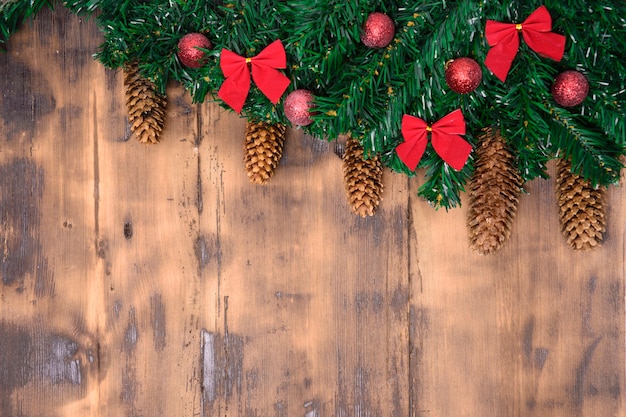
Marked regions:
[418,154,473,210]
[297,1,486,169]
[547,105,623,186]
[561,2,626,146]
[495,54,556,182]
[288,1,489,208]
[3,0,625,211]
[94,0,227,97]
[580,73,626,146]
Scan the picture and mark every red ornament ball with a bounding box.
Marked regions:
[361,12,395,48]
[551,70,589,107]
[177,33,212,68]
[284,90,315,126]
[445,57,483,94]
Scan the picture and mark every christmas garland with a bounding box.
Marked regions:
[2,0,626,253]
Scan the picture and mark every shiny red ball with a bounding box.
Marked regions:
[552,70,589,107]
[361,12,395,48]
[445,57,482,94]
[177,33,212,68]
[284,90,315,126]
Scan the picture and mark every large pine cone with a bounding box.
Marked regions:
[467,128,523,254]
[123,62,167,144]
[244,120,286,184]
[342,135,383,217]
[555,159,606,251]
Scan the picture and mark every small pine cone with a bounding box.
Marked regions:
[467,128,523,254]
[123,62,167,144]
[555,159,606,251]
[244,120,286,184]
[342,135,383,217]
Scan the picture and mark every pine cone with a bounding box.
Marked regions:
[123,61,167,144]
[467,128,522,254]
[244,120,286,184]
[342,135,383,217]
[555,159,606,251]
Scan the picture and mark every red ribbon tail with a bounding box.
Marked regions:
[250,40,290,104]
[219,49,251,113]
[431,132,472,171]
[485,48,511,82]
[523,31,566,62]
[252,66,291,104]
[398,115,429,170]
[429,110,470,170]
[485,33,519,82]
[398,115,428,171]
[218,71,250,114]
[396,140,426,171]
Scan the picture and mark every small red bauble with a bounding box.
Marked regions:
[177,33,212,68]
[284,90,315,126]
[445,57,482,94]
[361,12,395,48]
[551,70,589,107]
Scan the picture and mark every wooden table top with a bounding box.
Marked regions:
[1,7,624,417]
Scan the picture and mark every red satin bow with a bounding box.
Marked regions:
[485,6,566,82]
[396,109,471,171]
[218,40,291,113]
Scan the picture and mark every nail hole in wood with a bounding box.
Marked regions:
[123,222,133,240]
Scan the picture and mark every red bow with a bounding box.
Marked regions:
[485,6,566,82]
[396,109,471,171]
[218,40,291,113]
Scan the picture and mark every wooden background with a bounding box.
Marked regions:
[1,8,624,417]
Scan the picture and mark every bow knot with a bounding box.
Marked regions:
[396,109,471,171]
[218,40,291,113]
[485,6,566,82]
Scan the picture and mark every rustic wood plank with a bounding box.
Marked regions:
[0,7,102,417]
[409,163,625,417]
[195,107,412,417]
[93,77,208,417]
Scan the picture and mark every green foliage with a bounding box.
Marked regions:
[2,0,625,209]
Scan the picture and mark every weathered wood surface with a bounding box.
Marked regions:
[0,8,624,417]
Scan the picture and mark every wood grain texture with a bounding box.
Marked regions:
[0,7,624,417]
[409,165,625,417]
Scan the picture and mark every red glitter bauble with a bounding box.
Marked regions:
[177,33,212,68]
[445,57,482,94]
[284,90,315,126]
[551,70,589,107]
[361,12,395,48]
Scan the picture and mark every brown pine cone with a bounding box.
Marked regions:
[342,135,383,217]
[467,127,523,254]
[244,120,286,184]
[555,159,606,251]
[123,61,167,144]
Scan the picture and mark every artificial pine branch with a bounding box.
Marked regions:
[497,55,553,183]
[3,0,626,210]
[546,104,624,187]
[417,157,472,210]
